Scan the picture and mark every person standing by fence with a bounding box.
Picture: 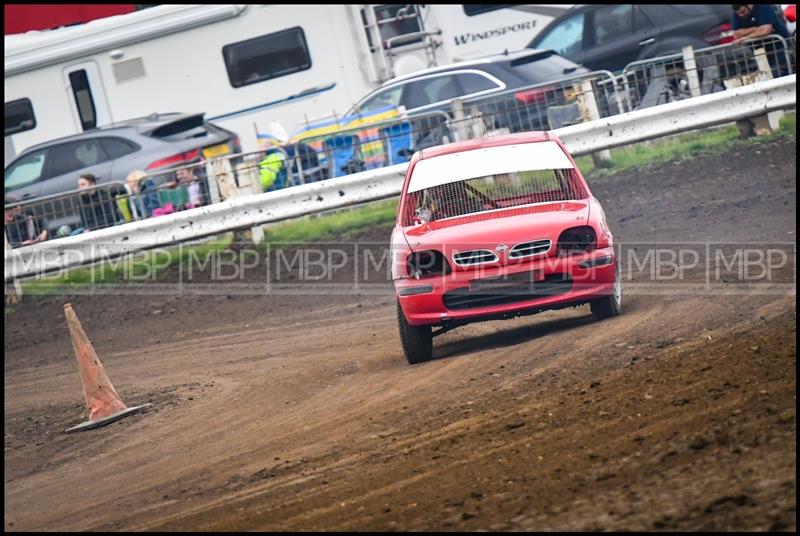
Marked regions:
[74,173,120,233]
[731,4,792,77]
[732,4,790,39]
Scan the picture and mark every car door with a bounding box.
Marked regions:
[38,139,114,198]
[582,5,659,73]
[98,136,141,183]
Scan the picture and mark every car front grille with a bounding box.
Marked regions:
[452,249,498,266]
[443,273,572,310]
[508,239,551,259]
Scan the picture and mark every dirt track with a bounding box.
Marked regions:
[4,137,796,531]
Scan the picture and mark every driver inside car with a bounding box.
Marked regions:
[422,181,485,221]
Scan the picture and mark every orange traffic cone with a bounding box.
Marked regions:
[64,303,150,433]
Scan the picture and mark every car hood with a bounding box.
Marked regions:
[403,201,591,258]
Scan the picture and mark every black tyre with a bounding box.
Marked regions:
[397,300,433,364]
[590,264,622,320]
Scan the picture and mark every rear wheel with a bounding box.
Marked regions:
[590,264,622,320]
[397,300,433,364]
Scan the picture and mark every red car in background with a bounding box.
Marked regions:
[391,132,622,364]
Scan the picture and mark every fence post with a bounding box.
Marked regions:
[734,47,784,136]
[682,45,702,98]
[205,159,221,204]
[578,79,612,164]
[450,98,470,142]
[753,47,785,131]
[235,159,261,195]
[212,157,239,201]
[5,232,22,305]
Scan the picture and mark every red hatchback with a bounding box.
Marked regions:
[391,131,622,364]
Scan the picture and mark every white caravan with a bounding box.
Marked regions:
[4,4,570,163]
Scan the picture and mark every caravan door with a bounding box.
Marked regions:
[63,61,113,131]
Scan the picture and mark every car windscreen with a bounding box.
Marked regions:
[403,169,587,225]
[401,142,587,225]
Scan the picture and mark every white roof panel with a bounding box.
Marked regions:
[407,141,574,193]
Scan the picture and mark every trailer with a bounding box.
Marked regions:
[4,4,569,162]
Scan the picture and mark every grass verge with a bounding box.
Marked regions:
[18,234,233,295]
[259,199,398,247]
[575,112,796,179]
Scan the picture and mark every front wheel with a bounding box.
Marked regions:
[590,264,622,320]
[397,300,433,364]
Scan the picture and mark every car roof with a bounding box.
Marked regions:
[16,112,204,153]
[379,49,555,87]
[417,131,555,161]
[406,132,573,194]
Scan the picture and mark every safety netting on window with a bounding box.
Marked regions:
[401,167,588,226]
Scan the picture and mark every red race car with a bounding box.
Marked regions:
[391,131,622,364]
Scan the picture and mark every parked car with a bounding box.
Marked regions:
[346,49,590,154]
[527,4,734,74]
[4,112,240,231]
[391,131,621,364]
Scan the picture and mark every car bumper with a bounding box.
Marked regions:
[395,247,617,326]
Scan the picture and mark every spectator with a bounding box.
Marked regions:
[75,173,120,233]
[124,170,161,219]
[5,195,48,247]
[175,166,205,208]
[731,4,791,77]
[731,4,790,39]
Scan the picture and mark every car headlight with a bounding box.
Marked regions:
[557,226,596,255]
[406,250,451,279]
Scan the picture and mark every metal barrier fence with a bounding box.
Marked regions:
[189,111,456,201]
[459,70,621,135]
[291,110,453,176]
[4,159,216,248]
[621,35,794,111]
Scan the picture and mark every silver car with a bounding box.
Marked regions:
[4,112,239,232]
[5,112,239,200]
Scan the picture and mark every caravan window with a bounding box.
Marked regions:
[4,98,36,136]
[223,27,312,88]
[68,70,98,131]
